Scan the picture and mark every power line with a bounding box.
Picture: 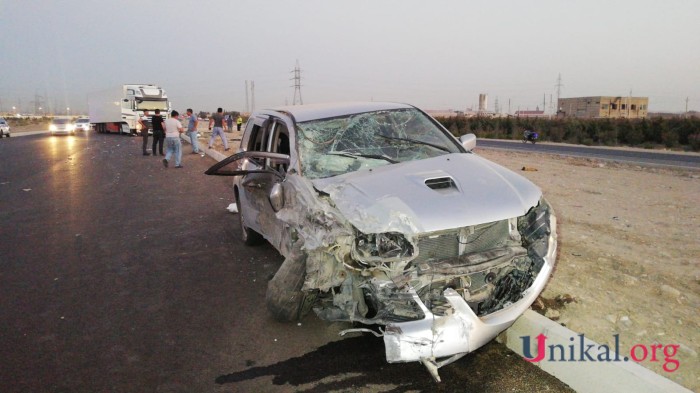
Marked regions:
[291,60,303,105]
[555,73,564,110]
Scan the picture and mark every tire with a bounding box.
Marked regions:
[235,190,264,246]
[266,254,313,321]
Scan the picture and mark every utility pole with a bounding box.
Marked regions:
[555,73,564,113]
[627,89,632,118]
[291,60,303,105]
[549,94,554,118]
[508,99,511,115]
[250,81,255,113]
[245,81,249,114]
[686,97,690,117]
[30,92,45,115]
[543,93,546,114]
[494,97,500,114]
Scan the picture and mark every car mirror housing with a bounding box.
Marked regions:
[269,182,285,212]
[460,133,477,152]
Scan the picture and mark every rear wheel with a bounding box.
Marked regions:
[235,189,263,246]
[266,254,313,321]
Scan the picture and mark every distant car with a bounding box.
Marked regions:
[206,102,558,381]
[74,118,91,131]
[49,118,75,135]
[0,118,10,138]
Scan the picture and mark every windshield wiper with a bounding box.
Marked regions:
[327,151,398,164]
[378,134,450,153]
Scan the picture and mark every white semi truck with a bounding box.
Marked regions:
[88,84,171,135]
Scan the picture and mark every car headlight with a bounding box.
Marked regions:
[352,231,415,265]
[518,197,553,264]
[50,125,57,131]
[68,125,75,131]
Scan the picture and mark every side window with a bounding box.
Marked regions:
[245,117,271,152]
[269,120,290,172]
[270,121,290,155]
[246,124,265,152]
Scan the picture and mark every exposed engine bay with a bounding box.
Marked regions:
[268,173,556,381]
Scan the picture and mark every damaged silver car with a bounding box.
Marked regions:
[206,102,557,381]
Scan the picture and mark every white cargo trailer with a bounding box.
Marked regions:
[88,84,170,135]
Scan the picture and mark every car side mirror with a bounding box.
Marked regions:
[269,182,285,212]
[460,133,476,151]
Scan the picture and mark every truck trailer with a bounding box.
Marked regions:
[88,84,170,135]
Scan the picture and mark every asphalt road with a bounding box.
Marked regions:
[476,139,700,169]
[0,133,573,392]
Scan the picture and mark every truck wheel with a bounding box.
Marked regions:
[266,254,313,321]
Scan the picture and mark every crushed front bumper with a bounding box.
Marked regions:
[382,214,557,381]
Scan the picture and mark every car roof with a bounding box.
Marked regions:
[265,101,415,123]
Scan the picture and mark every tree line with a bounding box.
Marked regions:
[435,115,700,151]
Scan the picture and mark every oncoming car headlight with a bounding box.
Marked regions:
[351,231,415,265]
[50,125,57,131]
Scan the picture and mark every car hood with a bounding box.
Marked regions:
[311,153,542,235]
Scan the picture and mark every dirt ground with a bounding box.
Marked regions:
[474,148,700,391]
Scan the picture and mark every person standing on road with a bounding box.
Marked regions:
[139,109,151,156]
[163,110,184,168]
[151,109,165,156]
[226,113,234,131]
[208,107,229,151]
[236,115,243,131]
[186,108,200,154]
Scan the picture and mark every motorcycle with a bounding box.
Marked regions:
[522,130,538,144]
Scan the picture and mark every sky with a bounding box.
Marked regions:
[1,0,699,115]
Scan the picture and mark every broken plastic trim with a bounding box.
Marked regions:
[352,231,416,265]
[339,327,384,338]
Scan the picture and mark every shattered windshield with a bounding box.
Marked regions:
[296,108,461,179]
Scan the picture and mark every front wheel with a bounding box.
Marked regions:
[266,254,314,321]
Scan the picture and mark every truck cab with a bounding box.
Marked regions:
[89,84,171,135]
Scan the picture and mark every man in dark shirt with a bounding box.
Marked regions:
[208,107,229,151]
[151,109,165,156]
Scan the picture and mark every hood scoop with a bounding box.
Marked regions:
[425,177,458,193]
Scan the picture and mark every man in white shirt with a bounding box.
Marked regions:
[163,110,184,168]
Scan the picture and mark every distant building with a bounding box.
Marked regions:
[557,96,648,119]
[478,94,488,112]
[425,109,464,118]
[515,107,547,118]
